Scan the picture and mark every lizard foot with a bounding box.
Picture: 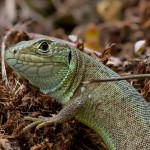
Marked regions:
[21,115,56,133]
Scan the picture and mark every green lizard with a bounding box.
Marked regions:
[5,38,150,150]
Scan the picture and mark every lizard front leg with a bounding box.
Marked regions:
[21,88,85,133]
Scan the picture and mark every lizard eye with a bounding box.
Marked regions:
[39,42,49,53]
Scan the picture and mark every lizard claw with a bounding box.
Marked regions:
[20,115,56,134]
[35,115,56,130]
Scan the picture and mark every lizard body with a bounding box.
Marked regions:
[5,38,150,150]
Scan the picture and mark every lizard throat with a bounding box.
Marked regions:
[40,48,85,104]
[36,50,85,104]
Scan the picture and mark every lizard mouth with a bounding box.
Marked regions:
[5,50,53,77]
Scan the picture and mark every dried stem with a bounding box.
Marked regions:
[83,74,150,84]
[1,22,31,87]
[28,32,102,56]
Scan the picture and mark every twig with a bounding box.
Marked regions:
[1,22,31,87]
[83,74,150,84]
[28,32,102,56]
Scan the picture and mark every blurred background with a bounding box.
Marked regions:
[0,1,150,150]
[0,0,149,59]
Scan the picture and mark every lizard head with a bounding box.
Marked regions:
[5,38,74,92]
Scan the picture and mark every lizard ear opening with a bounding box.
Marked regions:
[68,51,72,64]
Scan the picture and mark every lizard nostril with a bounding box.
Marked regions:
[13,49,17,54]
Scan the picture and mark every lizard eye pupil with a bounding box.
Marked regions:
[39,42,49,51]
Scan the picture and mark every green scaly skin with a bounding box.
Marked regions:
[5,38,150,150]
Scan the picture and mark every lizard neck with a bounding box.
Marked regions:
[41,47,85,104]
